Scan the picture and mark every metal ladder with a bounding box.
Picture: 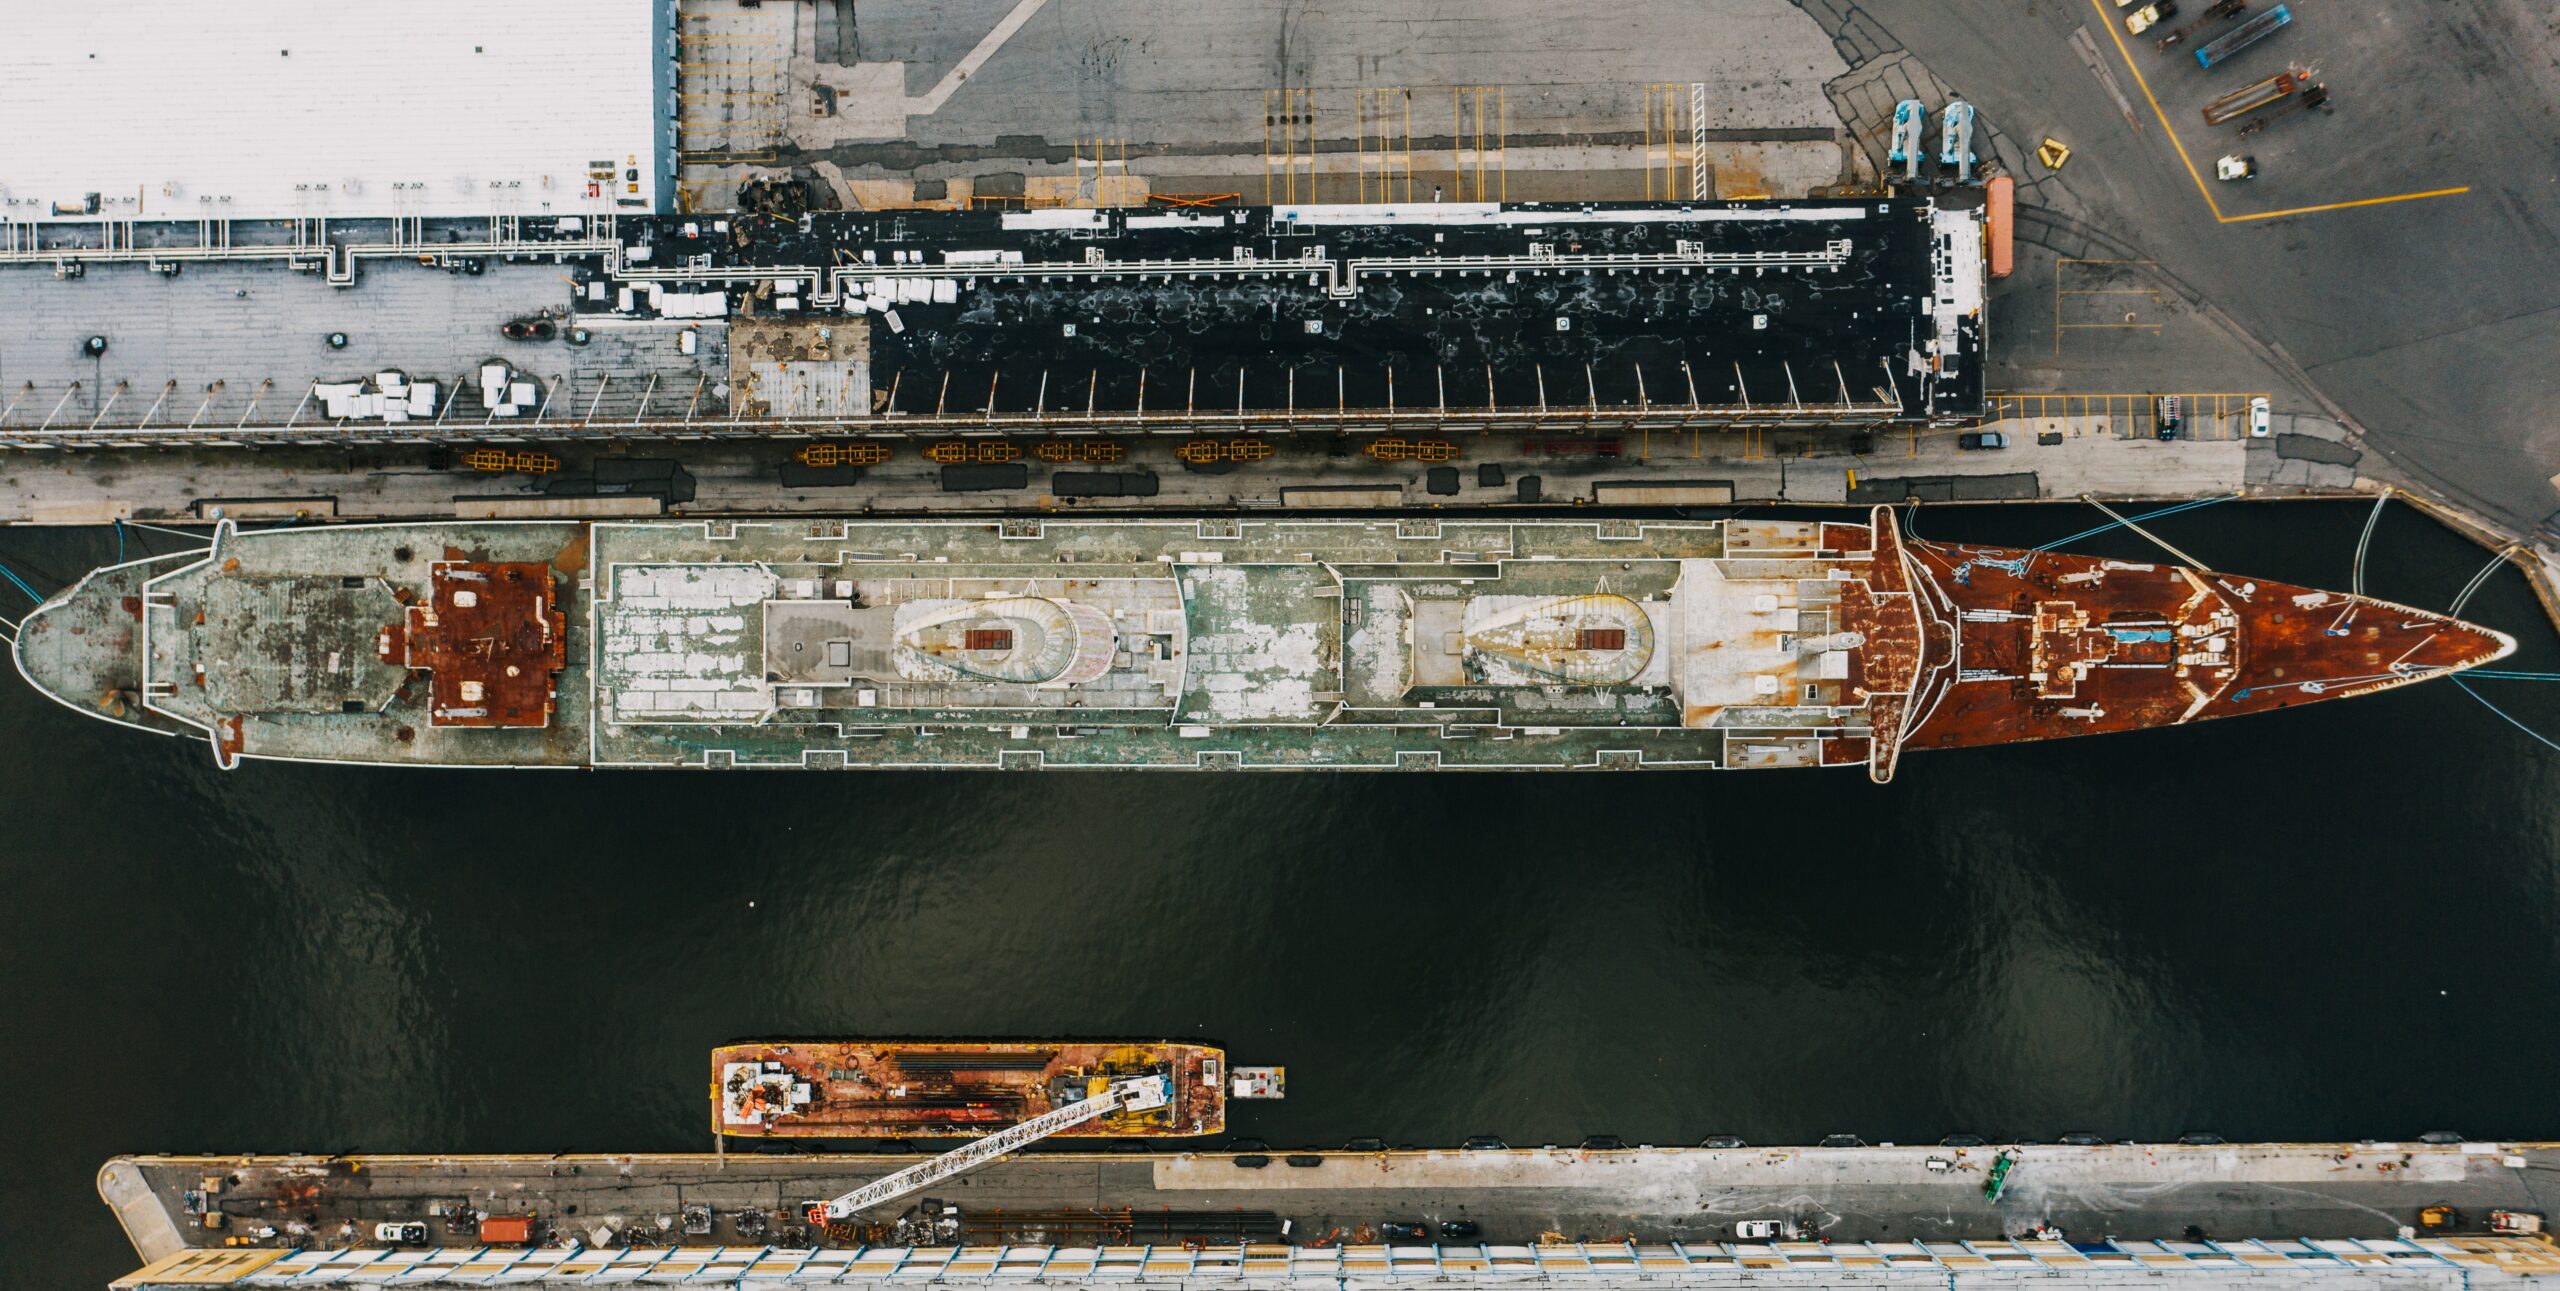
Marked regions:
[1690,82,1709,202]
[805,1076,1170,1222]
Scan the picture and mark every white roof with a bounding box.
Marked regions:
[0,0,668,222]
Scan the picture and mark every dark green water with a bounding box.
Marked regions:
[5,501,2558,1287]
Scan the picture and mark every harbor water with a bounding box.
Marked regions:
[4,500,2559,1286]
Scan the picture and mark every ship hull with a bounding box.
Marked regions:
[715,1042,1227,1140]
[9,512,2513,779]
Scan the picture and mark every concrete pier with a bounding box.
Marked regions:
[107,1142,2559,1260]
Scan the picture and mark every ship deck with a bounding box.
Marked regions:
[12,514,2514,774]
[582,516,1826,771]
[715,1043,1225,1139]
[17,517,1910,771]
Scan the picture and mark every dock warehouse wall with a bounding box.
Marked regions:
[0,0,672,223]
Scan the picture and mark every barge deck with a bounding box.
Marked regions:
[716,1043,1229,1140]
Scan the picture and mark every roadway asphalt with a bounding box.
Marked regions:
[1807,0,2560,537]
[762,0,1853,203]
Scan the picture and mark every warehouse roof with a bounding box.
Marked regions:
[109,1234,2560,1288]
[0,0,670,223]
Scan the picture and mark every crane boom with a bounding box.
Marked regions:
[805,1075,1172,1224]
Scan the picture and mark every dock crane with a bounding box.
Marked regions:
[803,1075,1173,1225]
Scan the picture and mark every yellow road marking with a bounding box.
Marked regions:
[2084,0,2469,223]
[2220,186,2477,222]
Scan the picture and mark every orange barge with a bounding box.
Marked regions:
[715,1042,1250,1139]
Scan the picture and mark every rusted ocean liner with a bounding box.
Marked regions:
[9,509,2510,780]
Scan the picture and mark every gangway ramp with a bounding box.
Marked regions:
[804,1076,1172,1222]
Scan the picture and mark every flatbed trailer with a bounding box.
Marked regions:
[2195,3,2291,68]
[2234,82,2331,135]
[2202,70,2306,125]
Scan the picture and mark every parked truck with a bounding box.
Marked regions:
[2202,69,2309,125]
[2155,0,2248,53]
[2195,3,2291,69]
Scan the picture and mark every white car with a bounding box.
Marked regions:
[1734,1219,1803,1241]
[374,1222,428,1245]
[2248,396,2271,437]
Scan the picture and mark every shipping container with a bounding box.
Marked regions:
[1986,176,2015,280]
[480,1215,535,1245]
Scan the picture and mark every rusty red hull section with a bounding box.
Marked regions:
[1864,515,2514,766]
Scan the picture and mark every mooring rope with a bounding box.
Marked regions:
[0,561,44,605]
[2033,494,2232,553]
[118,519,213,546]
[2350,489,2391,597]
[2449,547,2513,617]
[2430,544,2560,754]
[2456,677,2560,755]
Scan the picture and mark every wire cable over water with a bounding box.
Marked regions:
[2350,489,2391,597]
[2455,678,2560,755]
[2034,494,2234,553]
[2430,542,2560,754]
[118,520,214,548]
[2449,547,2514,617]
[0,561,45,605]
